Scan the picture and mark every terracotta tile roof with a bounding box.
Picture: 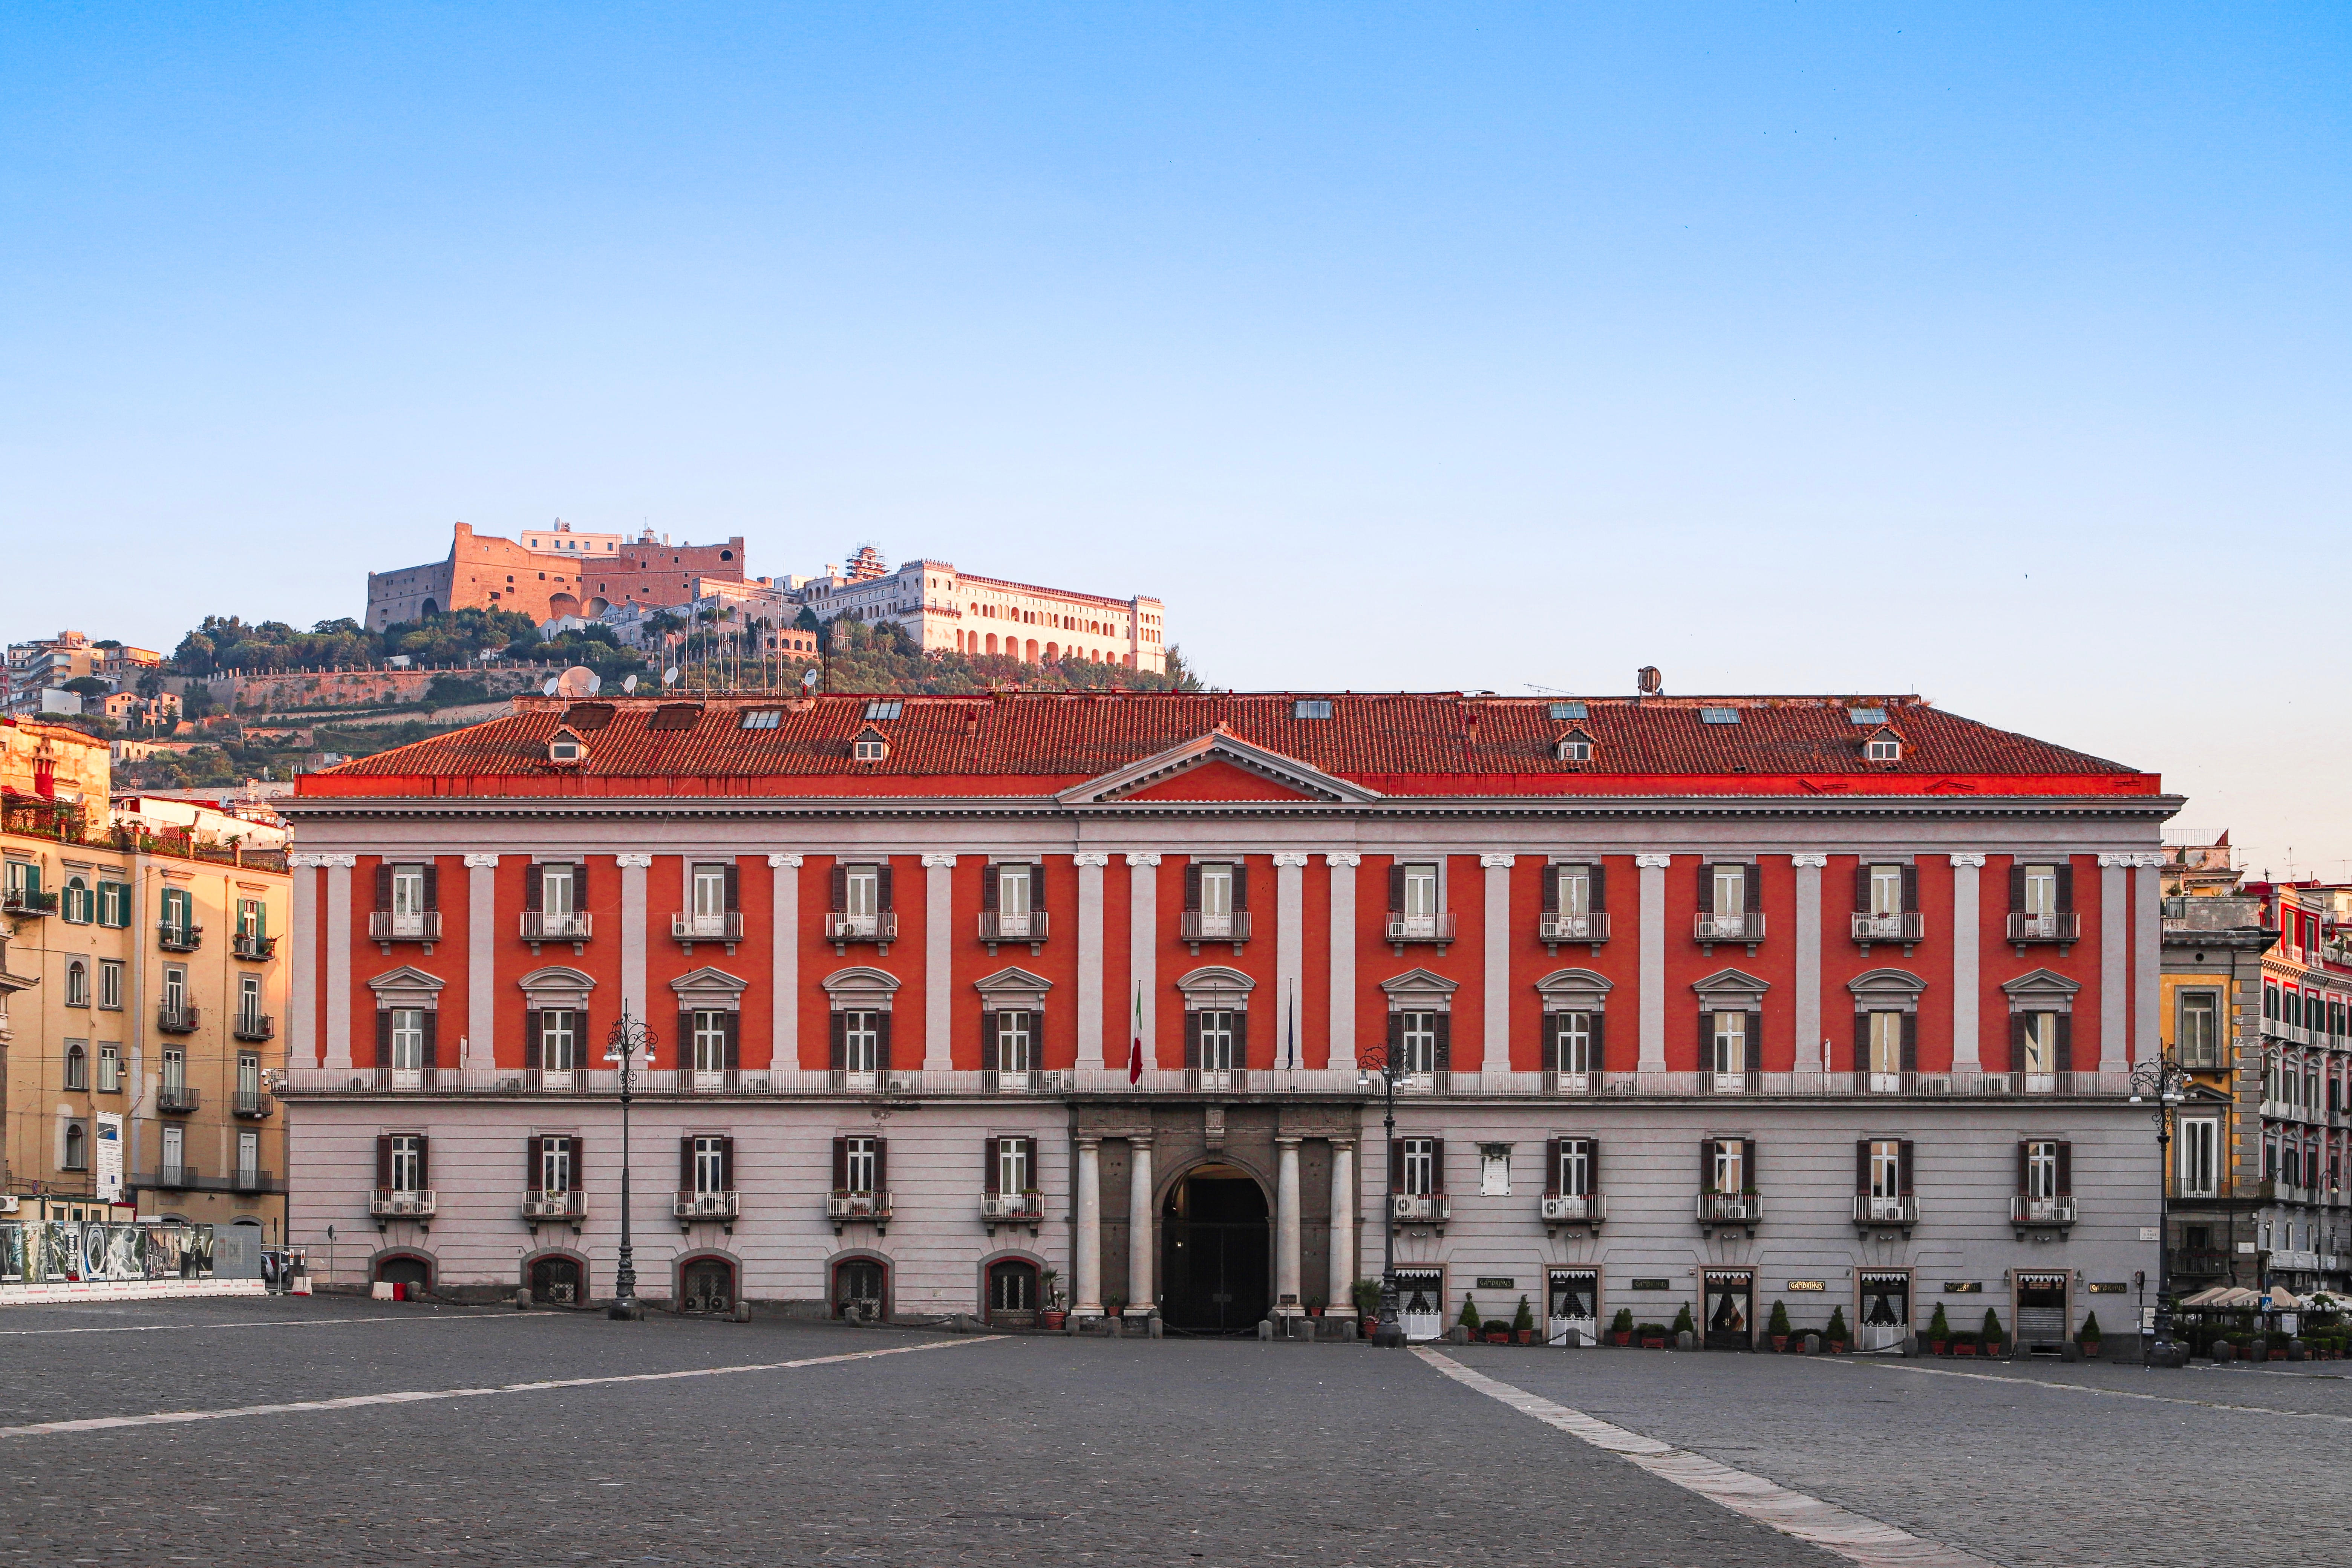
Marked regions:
[304,692,2155,798]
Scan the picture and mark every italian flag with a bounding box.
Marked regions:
[1128,982,1144,1084]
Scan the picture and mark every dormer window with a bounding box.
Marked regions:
[852,726,890,762]
[548,729,586,764]
[1555,728,1594,763]
[1862,727,1902,762]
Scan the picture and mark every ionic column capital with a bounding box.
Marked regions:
[2098,853,2136,868]
[1329,1137,1355,1152]
[287,853,332,868]
[1790,854,1828,868]
[920,853,958,868]
[1324,853,1361,868]
[462,853,501,868]
[1074,852,1110,868]
[1949,853,1988,869]
[1634,853,1673,869]
[767,853,804,868]
[1478,854,1516,869]
[1272,852,1311,868]
[1274,1133,1302,1148]
[1124,852,1161,868]
[614,853,653,868]
[1128,1132,1153,1148]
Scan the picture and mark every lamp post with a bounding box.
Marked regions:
[1358,1041,1407,1349]
[604,1011,657,1321]
[2130,1053,2191,1367]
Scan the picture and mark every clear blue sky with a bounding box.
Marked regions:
[4,4,2346,873]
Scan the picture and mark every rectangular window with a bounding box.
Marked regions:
[691,864,729,922]
[995,862,1034,936]
[1710,1011,1747,1075]
[1556,1138,1592,1198]
[1197,1010,1237,1073]
[997,1136,1033,1195]
[237,1053,260,1097]
[2025,1140,2061,1200]
[1868,865,1904,918]
[2177,992,2220,1068]
[161,1047,185,1091]
[1868,1012,1905,1077]
[159,887,194,940]
[1194,862,1234,938]
[1713,864,1747,917]
[539,1010,579,1073]
[1554,1012,1593,1075]
[1401,1136,1438,1195]
[237,1130,259,1180]
[1711,1138,1746,1194]
[993,1011,1034,1073]
[236,897,265,940]
[66,962,89,1007]
[2180,1118,2219,1198]
[388,1134,424,1192]
[1400,864,1439,933]
[97,1044,121,1093]
[842,865,879,929]
[159,1123,183,1171]
[97,880,130,927]
[2022,864,2059,920]
[842,1136,879,1194]
[1554,865,1592,920]
[98,960,122,1009]
[539,863,575,919]
[693,1135,729,1194]
[162,965,186,1012]
[2022,1012,2058,1074]
[1398,1010,1439,1076]
[841,1011,880,1074]
[692,1010,728,1073]
[389,1009,426,1073]
[1868,1139,1903,1199]
[238,974,262,1032]
[541,1136,574,1193]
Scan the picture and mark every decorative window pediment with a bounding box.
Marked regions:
[366,966,447,1009]
[2001,967,2081,1013]
[1056,727,1383,806]
[1534,967,1613,1013]
[1691,967,1770,1009]
[518,965,596,1009]
[1847,967,1928,1013]
[820,965,902,1011]
[974,966,1053,1011]
[669,966,749,1010]
[1175,965,1256,1011]
[1380,967,1459,1012]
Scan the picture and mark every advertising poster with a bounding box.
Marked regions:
[93,1113,124,1203]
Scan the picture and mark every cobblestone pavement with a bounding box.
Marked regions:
[1444,1342,2352,1568]
[0,1298,1828,1567]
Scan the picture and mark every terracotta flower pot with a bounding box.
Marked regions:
[1771,1335,1788,1353]
[1828,1341,1846,1355]
[1516,1329,1534,1345]
[1954,1343,1976,1357]
[1040,1310,1067,1331]
[1929,1340,1947,1356]
[1641,1336,1666,1349]
[1613,1332,1632,1346]
[2080,1341,2101,1360]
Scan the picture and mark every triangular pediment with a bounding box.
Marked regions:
[365,965,446,995]
[1380,967,1459,997]
[974,965,1054,998]
[1057,728,1382,807]
[668,965,748,995]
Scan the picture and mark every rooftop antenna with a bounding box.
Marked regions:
[1524,683,1579,697]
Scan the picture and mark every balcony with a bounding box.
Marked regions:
[977,909,1050,953]
[1539,1193,1605,1230]
[2172,1247,2232,1277]
[827,1190,891,1233]
[232,931,279,960]
[229,1168,277,1195]
[1851,911,1924,951]
[1695,1193,1762,1233]
[2007,912,2080,950]
[1179,910,1251,951]
[1852,1194,1919,1231]
[370,1188,438,1222]
[1390,1193,1450,1228]
[519,911,590,949]
[522,1191,586,1223]
[148,1164,198,1190]
[671,911,744,950]
[156,1083,200,1113]
[824,911,897,951]
[1537,911,1609,952]
[1694,912,1766,954]
[2,888,57,917]
[369,911,442,944]
[1383,912,1456,952]
[233,1011,276,1042]
[675,1190,741,1224]
[156,1003,200,1034]
[156,920,202,952]
[2010,1195,2076,1231]
[982,1191,1045,1231]
[231,1088,274,1118]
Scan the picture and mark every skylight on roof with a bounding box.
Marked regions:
[1698,707,1741,724]
[741,709,781,730]
[864,700,902,721]
[1294,699,1333,720]
[1848,707,1888,724]
[1548,701,1587,720]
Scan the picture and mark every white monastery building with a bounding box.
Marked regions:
[802,546,1167,674]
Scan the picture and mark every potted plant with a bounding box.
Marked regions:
[1980,1308,2005,1357]
[1305,1295,1326,1318]
[2077,1310,2101,1360]
[1638,1321,1668,1349]
[1353,1279,1383,1320]
[1768,1299,1792,1353]
[1457,1294,1485,1344]
[1513,1296,1537,1345]
[1825,1306,1848,1354]
[1038,1269,1066,1331]
[1611,1307,1635,1347]
[1952,1330,1977,1357]
[1671,1303,1698,1348]
[1928,1303,1951,1355]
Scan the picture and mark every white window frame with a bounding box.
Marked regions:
[1401,1136,1438,1196]
[691,1010,729,1073]
[841,1010,881,1075]
[1710,1010,1747,1076]
[2026,1140,2061,1200]
[843,1136,879,1194]
[997,1136,1033,1195]
[388,1134,424,1193]
[2180,1117,2219,1198]
[1557,1138,1592,1197]
[98,959,123,1010]
[693,1134,728,1194]
[1398,1009,1439,1076]
[1711,1138,1745,1193]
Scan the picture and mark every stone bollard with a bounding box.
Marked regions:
[733,1300,752,1323]
[1447,1325,1471,1345]
[1673,1330,1697,1352]
[1148,1315,1164,1339]
[1257,1319,1274,1341]
[2289,1339,2308,1361]
[1288,1315,1316,1341]
[2061,1342,2080,1363]
[1900,1335,1920,1358]
[1336,1317,1357,1342]
[514,1289,532,1311]
[1800,1333,1821,1355]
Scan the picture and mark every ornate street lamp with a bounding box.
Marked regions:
[604,1011,658,1320]
[2130,1053,2192,1368]
[1358,1040,1408,1349]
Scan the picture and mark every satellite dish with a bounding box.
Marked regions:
[556,665,598,698]
[1636,665,1663,696]
[663,667,680,687]
[622,674,638,694]
[542,677,559,696]
[801,667,822,691]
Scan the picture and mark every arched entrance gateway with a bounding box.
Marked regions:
[1159,1164,1271,1332]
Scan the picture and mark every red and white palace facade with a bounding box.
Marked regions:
[280,691,2177,1348]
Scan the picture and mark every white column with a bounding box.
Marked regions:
[1076,853,1109,1067]
[2098,854,2132,1074]
[1126,1135,1153,1315]
[322,855,355,1072]
[1950,854,1984,1071]
[769,855,801,1071]
[1479,854,1514,1075]
[923,853,956,1072]
[1274,853,1308,1070]
[1275,1135,1303,1313]
[464,853,499,1072]
[1073,1135,1104,1315]
[1327,1139,1356,1315]
[288,856,320,1068]
[1127,854,1159,1071]
[1635,853,1671,1072]
[1326,854,1359,1065]
[1792,854,1826,1075]
[616,853,651,1026]
[2134,854,2164,1069]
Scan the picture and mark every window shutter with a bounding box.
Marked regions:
[1588,1138,1601,1192]
[1746,1011,1761,1070]
[1899,1139,1915,1196]
[525,1011,542,1070]
[1900,1013,1918,1073]
[1183,862,1201,912]
[2056,1142,2073,1196]
[875,1012,893,1073]
[1853,864,1871,913]
[981,1009,999,1066]
[981,868,999,912]
[2016,1141,2029,1194]
[1853,1012,1870,1076]
[723,864,740,913]
[1184,1011,1202,1070]
[1590,1013,1606,1073]
[420,1012,438,1070]
[829,864,848,913]
[1542,1014,1560,1075]
[1744,863,1761,912]
[2007,865,2025,913]
[1389,1141,1406,1193]
[1589,863,1606,913]
[1901,866,1919,913]
[574,863,590,906]
[723,1012,740,1070]
[527,1136,544,1191]
[1029,862,1046,915]
[985,1138,1001,1194]
[1386,1011,1403,1069]
[1545,1138,1562,1198]
[2008,1013,2026,1073]
[1740,1138,1755,1190]
[376,1135,392,1190]
[1231,1010,1249,1067]
[831,1136,848,1190]
[677,1011,694,1068]
[376,1010,392,1069]
[2056,865,2074,912]
[1231,861,1249,912]
[1387,863,1406,912]
[1697,861,1715,912]
[873,1138,888,1194]
[681,1136,695,1190]
[1700,1139,1715,1193]
[2055,1014,2072,1073]
[414,1136,430,1189]
[720,1136,735,1192]
[525,864,544,911]
[876,864,894,911]
[422,865,439,911]
[569,1135,582,1191]
[829,1012,847,1072]
[1855,1139,1870,1194]
[1433,1013,1450,1073]
[375,865,393,911]
[1429,1138,1446,1193]
[1540,867,1559,913]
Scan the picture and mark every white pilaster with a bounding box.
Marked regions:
[322,855,356,1072]
[1076,853,1109,1067]
[1326,854,1359,1065]
[2133,853,2164,1068]
[464,853,499,1072]
[1792,854,1826,1075]
[1126,1135,1154,1315]
[1635,853,1671,1072]
[1274,853,1308,1070]
[1073,1135,1103,1315]
[1479,854,1514,1075]
[2098,854,2132,1074]
[923,853,956,1072]
[287,855,321,1067]
[769,855,801,1071]
[1327,1139,1356,1315]
[1949,854,1985,1070]
[1127,854,1159,1069]
[616,853,651,1027]
[1274,1135,1303,1313]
